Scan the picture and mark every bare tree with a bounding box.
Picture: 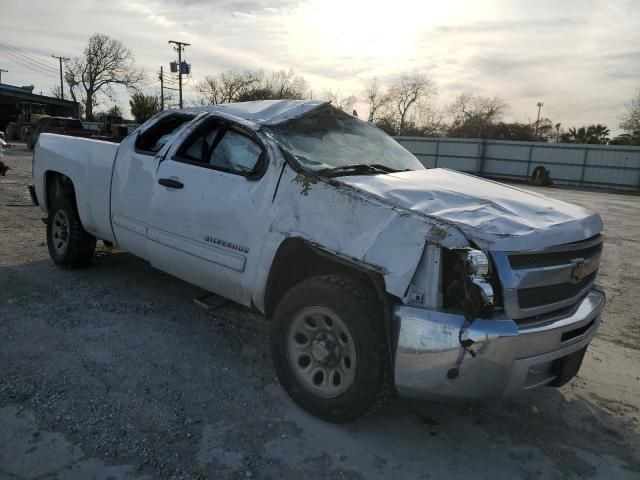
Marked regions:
[50,85,63,99]
[535,117,554,140]
[324,90,358,114]
[387,73,435,135]
[409,101,446,136]
[195,76,223,105]
[620,88,640,139]
[364,78,389,122]
[64,34,143,120]
[196,69,308,104]
[195,70,259,105]
[265,69,308,100]
[219,70,260,103]
[447,93,508,138]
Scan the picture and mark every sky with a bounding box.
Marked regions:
[0,0,638,132]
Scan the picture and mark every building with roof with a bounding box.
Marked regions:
[0,83,80,132]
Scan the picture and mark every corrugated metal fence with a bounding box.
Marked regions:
[395,136,640,192]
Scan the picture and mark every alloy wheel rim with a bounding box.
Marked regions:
[52,210,70,255]
[286,306,357,398]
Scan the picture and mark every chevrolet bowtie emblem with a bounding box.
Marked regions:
[570,258,587,282]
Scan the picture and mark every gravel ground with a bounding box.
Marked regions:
[1,143,639,480]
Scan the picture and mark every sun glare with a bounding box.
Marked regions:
[287,0,471,66]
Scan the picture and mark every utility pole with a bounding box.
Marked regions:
[168,40,190,108]
[51,55,69,99]
[535,101,544,137]
[0,68,7,85]
[159,66,164,111]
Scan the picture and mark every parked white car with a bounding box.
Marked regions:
[31,100,605,421]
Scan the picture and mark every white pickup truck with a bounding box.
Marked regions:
[31,100,605,422]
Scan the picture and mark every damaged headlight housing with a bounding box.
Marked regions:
[462,250,494,306]
[443,248,496,314]
[465,250,490,277]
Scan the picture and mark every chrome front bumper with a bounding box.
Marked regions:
[393,286,605,399]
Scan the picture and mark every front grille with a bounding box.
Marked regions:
[509,237,602,270]
[493,235,603,319]
[517,271,597,309]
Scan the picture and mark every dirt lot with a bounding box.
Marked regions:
[1,143,639,480]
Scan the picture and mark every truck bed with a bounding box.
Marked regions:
[33,133,120,242]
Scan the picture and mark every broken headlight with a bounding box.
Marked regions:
[465,249,490,277]
[443,249,496,315]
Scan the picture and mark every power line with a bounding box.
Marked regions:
[0,46,58,75]
[158,73,179,86]
[0,42,202,111]
[4,44,59,74]
[0,48,58,79]
[0,54,57,80]
[168,40,190,108]
[162,73,179,82]
[141,70,179,86]
[1,43,189,93]
[0,44,58,75]
[1,43,59,67]
[51,54,70,99]
[0,49,53,76]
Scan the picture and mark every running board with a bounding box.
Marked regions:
[193,294,232,311]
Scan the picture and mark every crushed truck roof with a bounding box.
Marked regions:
[179,100,329,127]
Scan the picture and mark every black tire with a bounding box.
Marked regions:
[271,275,387,422]
[47,196,96,268]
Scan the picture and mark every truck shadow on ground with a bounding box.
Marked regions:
[1,250,639,479]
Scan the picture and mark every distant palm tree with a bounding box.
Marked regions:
[560,124,610,144]
[588,124,610,144]
[560,127,588,144]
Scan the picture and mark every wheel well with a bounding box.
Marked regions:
[264,238,397,384]
[264,237,388,319]
[45,171,76,212]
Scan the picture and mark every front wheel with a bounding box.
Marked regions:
[47,197,96,267]
[271,275,387,422]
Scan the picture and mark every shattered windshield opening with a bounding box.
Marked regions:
[267,106,424,174]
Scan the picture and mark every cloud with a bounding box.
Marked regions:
[160,0,301,12]
[0,0,637,130]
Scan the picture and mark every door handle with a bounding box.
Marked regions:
[158,178,184,189]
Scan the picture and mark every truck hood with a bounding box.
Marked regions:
[337,168,603,252]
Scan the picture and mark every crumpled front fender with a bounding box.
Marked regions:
[267,169,470,299]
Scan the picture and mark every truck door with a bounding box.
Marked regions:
[110,112,197,259]
[146,116,273,305]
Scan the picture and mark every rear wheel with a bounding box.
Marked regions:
[271,275,386,422]
[47,197,96,267]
